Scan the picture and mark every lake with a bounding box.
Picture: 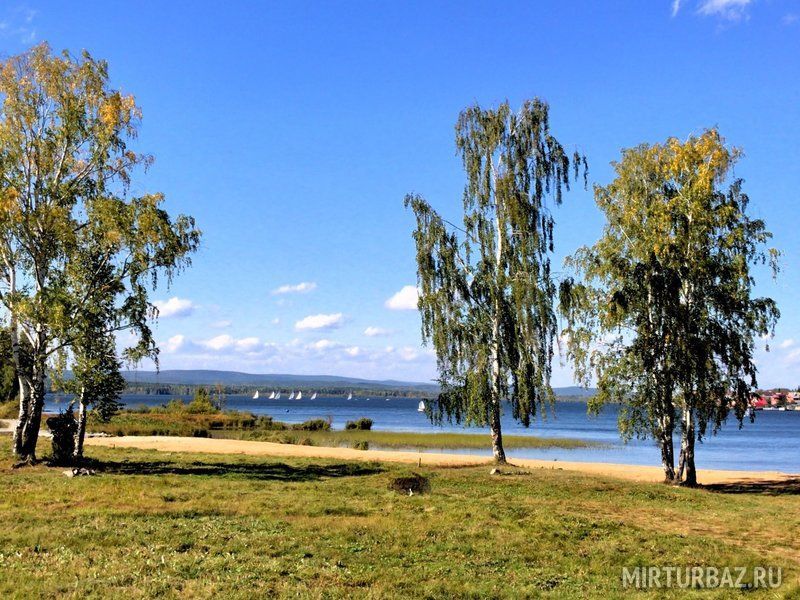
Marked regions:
[45,393,800,473]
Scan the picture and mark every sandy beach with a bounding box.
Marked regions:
[84,435,796,485]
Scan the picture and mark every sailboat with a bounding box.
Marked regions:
[310,392,317,400]
[296,391,303,400]
[418,400,426,412]
[253,390,260,400]
[288,391,295,400]
[275,391,281,399]
[268,391,276,400]
[347,392,353,400]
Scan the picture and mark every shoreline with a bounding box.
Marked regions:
[84,435,798,485]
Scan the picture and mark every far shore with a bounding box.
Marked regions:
[84,435,798,486]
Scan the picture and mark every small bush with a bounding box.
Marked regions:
[292,419,331,431]
[46,408,77,466]
[299,437,315,446]
[345,418,373,431]
[352,440,369,451]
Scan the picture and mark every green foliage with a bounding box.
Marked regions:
[352,440,369,450]
[185,387,220,414]
[0,43,200,459]
[86,407,281,437]
[560,129,780,482]
[405,99,586,459]
[345,418,373,430]
[292,419,332,432]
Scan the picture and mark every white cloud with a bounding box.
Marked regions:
[236,337,261,352]
[698,0,752,20]
[271,318,280,325]
[295,313,344,330]
[0,7,37,43]
[364,326,392,337]
[309,339,339,350]
[272,282,317,295]
[155,297,196,318]
[397,346,420,361]
[780,339,795,349]
[211,319,232,329]
[153,333,438,382]
[164,334,186,353]
[385,285,419,311]
[202,334,235,351]
[670,0,753,20]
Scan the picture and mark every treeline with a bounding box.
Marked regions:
[117,383,433,398]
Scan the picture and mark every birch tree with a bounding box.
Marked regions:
[406,99,586,463]
[0,44,200,462]
[560,130,779,485]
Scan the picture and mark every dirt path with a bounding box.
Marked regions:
[84,435,796,485]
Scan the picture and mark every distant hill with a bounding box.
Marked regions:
[552,386,596,398]
[120,370,439,393]
[117,369,595,398]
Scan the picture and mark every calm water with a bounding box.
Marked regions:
[45,393,800,473]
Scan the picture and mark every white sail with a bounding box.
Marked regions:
[310,392,317,400]
[296,391,303,400]
[275,392,281,399]
[347,392,353,400]
[269,391,276,400]
[253,390,259,400]
[288,392,295,400]
[418,400,426,412]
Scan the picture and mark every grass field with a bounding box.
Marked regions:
[0,437,797,598]
[220,428,596,450]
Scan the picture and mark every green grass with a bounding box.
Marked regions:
[0,437,797,598]
[224,428,597,450]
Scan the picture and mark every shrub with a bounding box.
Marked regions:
[352,440,369,451]
[292,419,331,431]
[345,418,373,431]
[46,407,78,465]
[185,388,219,414]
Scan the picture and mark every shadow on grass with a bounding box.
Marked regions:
[85,458,384,482]
[704,477,800,496]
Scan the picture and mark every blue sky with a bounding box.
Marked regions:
[1,1,799,385]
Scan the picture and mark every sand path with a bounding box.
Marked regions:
[84,435,797,485]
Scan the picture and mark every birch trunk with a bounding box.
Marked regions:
[15,361,45,462]
[489,200,507,464]
[677,406,697,486]
[658,409,676,483]
[489,349,507,463]
[73,388,87,462]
